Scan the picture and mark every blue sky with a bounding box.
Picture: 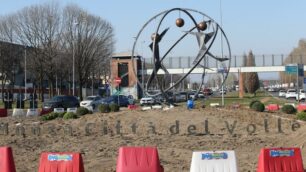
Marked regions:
[0,0,305,57]
[1,0,306,81]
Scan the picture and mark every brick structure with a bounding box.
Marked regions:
[111,52,142,99]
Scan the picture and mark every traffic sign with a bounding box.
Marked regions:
[285,65,297,74]
[114,77,121,84]
[285,64,304,76]
[298,64,304,76]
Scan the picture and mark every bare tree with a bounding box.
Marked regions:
[0,15,22,99]
[63,4,114,100]
[15,5,46,100]
[35,3,63,97]
[0,3,114,101]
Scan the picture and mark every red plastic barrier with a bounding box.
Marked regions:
[257,147,304,172]
[128,105,137,110]
[38,152,84,172]
[0,108,8,117]
[297,103,306,111]
[116,147,164,172]
[40,108,53,116]
[0,147,16,172]
[266,104,280,111]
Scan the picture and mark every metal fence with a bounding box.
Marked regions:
[144,54,306,69]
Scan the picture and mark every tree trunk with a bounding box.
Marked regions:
[39,71,44,102]
[78,81,83,101]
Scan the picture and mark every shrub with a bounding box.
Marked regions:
[57,112,66,118]
[109,103,120,112]
[41,115,50,121]
[297,111,306,121]
[77,107,89,116]
[63,112,78,120]
[251,102,265,112]
[99,104,110,113]
[281,105,296,114]
[249,100,260,108]
[41,112,56,121]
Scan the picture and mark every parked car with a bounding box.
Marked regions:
[268,88,277,92]
[219,88,227,94]
[101,95,132,107]
[198,91,205,98]
[203,88,213,96]
[188,91,196,99]
[140,96,156,106]
[285,89,297,99]
[80,95,103,110]
[43,95,80,110]
[174,92,187,102]
[278,90,286,97]
[296,89,306,101]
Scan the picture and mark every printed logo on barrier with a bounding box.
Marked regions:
[48,154,73,161]
[270,150,294,157]
[201,152,228,160]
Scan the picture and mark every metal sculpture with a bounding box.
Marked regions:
[132,8,231,104]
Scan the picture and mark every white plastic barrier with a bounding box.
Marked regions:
[190,150,238,172]
[210,103,220,107]
[163,104,174,111]
[53,108,65,113]
[12,108,26,117]
[152,105,162,109]
[26,109,39,117]
[67,107,77,113]
[141,106,152,111]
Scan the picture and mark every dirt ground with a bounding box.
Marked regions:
[0,106,306,172]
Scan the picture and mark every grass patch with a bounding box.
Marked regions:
[204,90,287,107]
[0,100,43,109]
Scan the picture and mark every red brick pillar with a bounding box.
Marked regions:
[239,70,244,98]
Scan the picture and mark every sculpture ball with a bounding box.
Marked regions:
[198,21,207,31]
[176,18,185,27]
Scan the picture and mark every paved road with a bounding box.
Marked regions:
[267,91,302,103]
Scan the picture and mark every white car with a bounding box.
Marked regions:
[140,97,155,106]
[285,89,297,99]
[278,90,286,97]
[80,96,103,110]
[296,90,306,101]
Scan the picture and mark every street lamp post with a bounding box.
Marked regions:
[72,39,75,96]
[24,46,27,99]
[72,22,78,96]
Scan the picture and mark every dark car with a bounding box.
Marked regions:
[101,95,132,107]
[203,88,213,96]
[43,95,80,109]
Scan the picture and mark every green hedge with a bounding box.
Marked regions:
[41,112,65,121]
[251,102,265,112]
[281,105,296,114]
[109,103,120,112]
[99,104,110,113]
[77,107,89,116]
[63,112,78,119]
[249,100,261,108]
[297,111,306,121]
